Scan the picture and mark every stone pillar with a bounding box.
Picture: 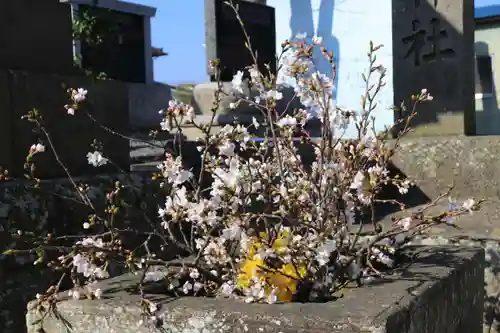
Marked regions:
[188,0,278,139]
[391,0,475,137]
[188,0,325,141]
[143,15,155,84]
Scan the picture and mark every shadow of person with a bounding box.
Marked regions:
[289,0,340,100]
[315,0,340,101]
[289,0,314,44]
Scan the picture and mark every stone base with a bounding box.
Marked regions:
[26,246,484,333]
[128,82,173,130]
[191,82,306,117]
[191,81,260,116]
[394,112,468,137]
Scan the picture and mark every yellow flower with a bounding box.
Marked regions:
[236,233,307,302]
[237,256,265,288]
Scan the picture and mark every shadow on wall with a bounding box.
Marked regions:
[392,0,475,135]
[289,0,340,100]
[474,41,500,135]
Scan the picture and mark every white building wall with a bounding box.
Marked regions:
[267,0,394,136]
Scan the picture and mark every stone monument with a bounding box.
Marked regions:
[392,0,475,136]
[0,0,161,178]
[190,0,277,124]
[205,0,276,82]
[61,0,157,84]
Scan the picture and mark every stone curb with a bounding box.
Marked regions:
[26,246,484,333]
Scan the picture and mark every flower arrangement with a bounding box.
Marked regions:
[2,1,479,330]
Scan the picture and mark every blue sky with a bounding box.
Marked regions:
[129,0,500,85]
[129,0,206,85]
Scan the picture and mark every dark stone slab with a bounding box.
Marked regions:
[0,71,14,174]
[8,70,130,178]
[78,4,147,83]
[0,0,75,75]
[392,0,475,136]
[205,0,276,81]
[26,246,485,333]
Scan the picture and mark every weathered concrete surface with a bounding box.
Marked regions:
[376,198,500,333]
[0,132,495,333]
[130,134,500,202]
[128,82,173,130]
[410,235,500,333]
[130,131,500,200]
[190,83,304,121]
[0,173,151,333]
[127,134,500,332]
[392,135,500,200]
[26,246,484,333]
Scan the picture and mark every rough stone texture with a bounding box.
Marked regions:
[25,246,484,333]
[130,134,500,202]
[204,0,276,81]
[191,82,258,116]
[392,0,475,136]
[191,82,303,117]
[0,173,153,333]
[392,135,500,200]
[410,235,500,333]
[189,83,321,139]
[126,134,500,332]
[128,82,172,130]
[0,0,75,75]
[0,128,498,333]
[7,69,130,178]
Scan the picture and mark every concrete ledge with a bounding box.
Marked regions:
[129,134,500,202]
[26,246,485,333]
[392,135,500,199]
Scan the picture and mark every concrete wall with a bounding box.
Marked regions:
[475,22,500,135]
[0,70,130,179]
